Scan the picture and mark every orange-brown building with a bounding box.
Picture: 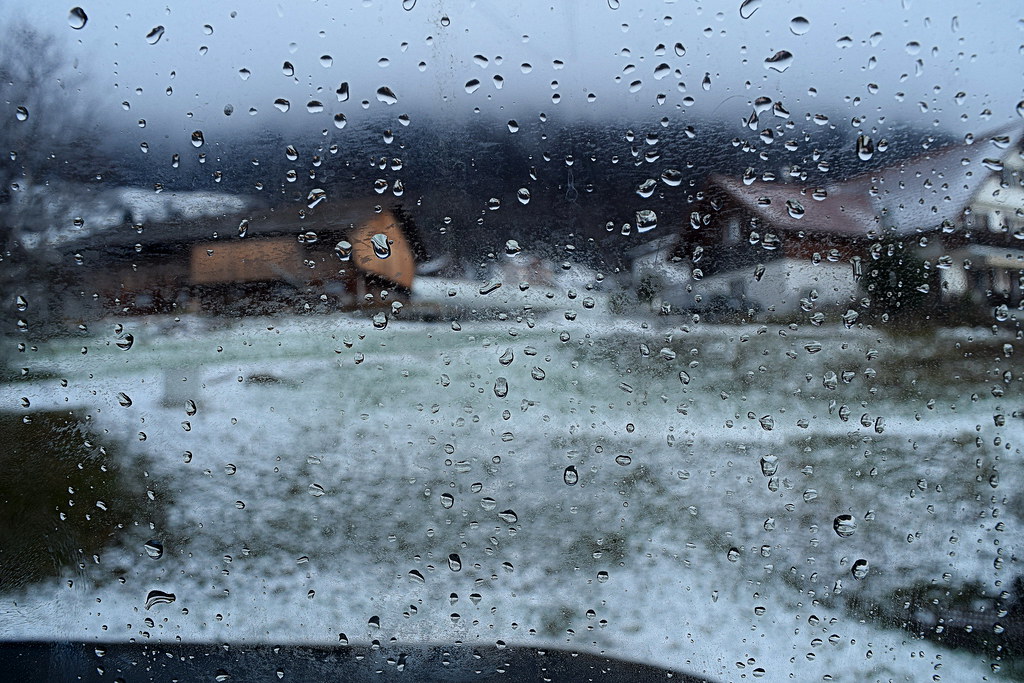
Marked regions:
[60,197,423,318]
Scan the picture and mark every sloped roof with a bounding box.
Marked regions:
[864,125,1024,233]
[707,175,879,237]
[706,124,1024,239]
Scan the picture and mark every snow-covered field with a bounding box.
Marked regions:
[2,309,1020,682]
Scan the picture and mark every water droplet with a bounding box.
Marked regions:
[856,134,874,161]
[334,240,352,261]
[727,547,741,562]
[833,514,857,538]
[852,559,869,579]
[758,415,774,431]
[117,392,133,407]
[440,493,454,509]
[333,113,347,129]
[785,199,804,219]
[507,119,520,133]
[376,86,398,105]
[238,68,251,80]
[320,54,333,68]
[15,106,28,122]
[372,312,388,330]
[636,209,657,233]
[739,0,762,18]
[494,377,508,398]
[516,188,531,204]
[306,100,324,114]
[531,367,545,381]
[615,454,632,466]
[448,553,462,571]
[802,489,818,503]
[597,571,609,583]
[497,510,518,524]
[309,483,326,497]
[191,130,205,148]
[790,16,810,34]
[764,50,794,72]
[479,279,502,295]
[607,0,620,8]
[144,540,164,559]
[336,82,350,102]
[307,188,326,208]
[636,179,657,198]
[145,26,165,45]
[563,466,579,485]
[144,590,175,609]
[760,454,778,477]
[68,7,88,29]
[464,79,481,93]
[370,233,391,258]
[274,99,291,113]
[116,334,134,351]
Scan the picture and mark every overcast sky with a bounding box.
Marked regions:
[4,0,1023,141]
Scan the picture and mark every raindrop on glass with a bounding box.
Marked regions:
[68,7,88,29]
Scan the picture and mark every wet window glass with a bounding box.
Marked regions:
[2,1,1022,680]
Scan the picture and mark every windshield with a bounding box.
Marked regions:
[2,1,1022,681]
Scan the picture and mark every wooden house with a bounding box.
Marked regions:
[58,196,423,319]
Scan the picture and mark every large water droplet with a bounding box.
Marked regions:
[563,466,579,485]
[116,334,134,351]
[531,367,546,381]
[636,179,657,198]
[274,99,291,113]
[309,483,326,497]
[498,348,514,365]
[144,590,175,609]
[307,188,326,208]
[833,514,857,537]
[851,559,869,579]
[760,454,778,477]
[789,16,810,34]
[516,188,531,204]
[237,219,249,238]
[145,26,165,45]
[371,233,391,259]
[494,377,508,398]
[739,0,762,19]
[464,79,481,94]
[636,209,657,233]
[144,540,164,559]
[376,86,398,105]
[68,7,88,29]
[764,50,794,72]
[497,510,518,524]
[856,134,874,161]
[117,392,133,408]
[320,54,333,67]
[191,130,205,148]
[448,553,462,571]
[334,240,352,261]
[15,106,28,122]
[440,493,454,509]
[758,415,774,430]
[786,199,805,219]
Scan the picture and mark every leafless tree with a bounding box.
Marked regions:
[0,23,96,345]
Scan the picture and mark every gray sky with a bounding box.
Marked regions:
[5,0,1024,139]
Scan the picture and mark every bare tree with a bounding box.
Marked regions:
[0,22,97,238]
[0,23,97,347]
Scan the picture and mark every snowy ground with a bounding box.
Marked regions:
[1,309,1020,682]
